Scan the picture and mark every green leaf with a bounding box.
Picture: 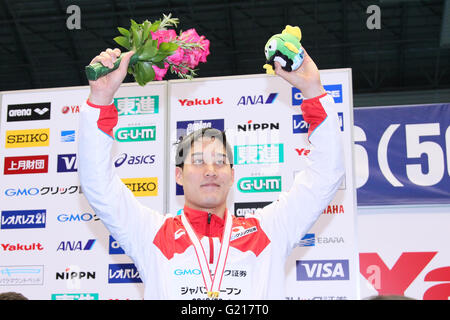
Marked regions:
[138,41,157,61]
[153,61,166,69]
[159,42,178,53]
[142,20,152,41]
[131,26,142,50]
[141,62,156,83]
[117,27,130,37]
[134,62,146,86]
[151,52,169,63]
[149,21,161,32]
[113,36,131,50]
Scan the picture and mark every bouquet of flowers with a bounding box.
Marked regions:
[85,13,210,86]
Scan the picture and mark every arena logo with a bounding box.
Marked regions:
[236,120,280,132]
[0,209,46,230]
[121,177,158,197]
[61,105,80,114]
[3,155,49,175]
[233,201,272,217]
[1,242,44,252]
[108,264,142,283]
[5,129,50,148]
[237,93,278,106]
[56,239,96,252]
[296,259,349,281]
[114,95,159,115]
[178,97,223,107]
[114,126,156,142]
[6,102,51,122]
[237,176,282,193]
[57,212,98,223]
[114,153,156,168]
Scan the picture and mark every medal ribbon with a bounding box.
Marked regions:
[181,210,232,298]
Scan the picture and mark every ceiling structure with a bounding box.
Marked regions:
[0,0,449,106]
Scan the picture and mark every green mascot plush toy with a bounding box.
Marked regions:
[263,25,304,74]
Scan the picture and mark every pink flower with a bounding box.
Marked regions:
[151,29,177,47]
[152,62,169,80]
[167,47,185,65]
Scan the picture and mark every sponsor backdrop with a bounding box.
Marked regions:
[355,103,450,300]
[167,71,359,300]
[0,82,167,300]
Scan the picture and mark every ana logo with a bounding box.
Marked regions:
[230,226,258,241]
[292,84,343,105]
[61,130,76,142]
[1,242,44,252]
[7,103,51,122]
[296,259,349,281]
[108,263,142,283]
[5,129,50,148]
[233,201,272,217]
[234,144,284,165]
[109,236,125,255]
[237,176,282,193]
[292,114,309,134]
[4,155,49,175]
[57,154,77,172]
[0,209,46,229]
[61,105,80,114]
[114,95,159,115]
[237,93,278,106]
[114,153,155,168]
[115,126,156,142]
[121,177,158,197]
[323,205,345,215]
[56,239,96,252]
[237,120,279,132]
[178,97,223,107]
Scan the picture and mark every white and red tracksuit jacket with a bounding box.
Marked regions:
[78,92,344,300]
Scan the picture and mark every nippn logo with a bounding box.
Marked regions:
[5,129,50,148]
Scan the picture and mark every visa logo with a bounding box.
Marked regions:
[237,93,278,106]
[108,264,142,283]
[292,114,309,134]
[296,259,349,281]
[292,84,343,105]
[57,154,77,172]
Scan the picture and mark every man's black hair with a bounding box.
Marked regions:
[175,128,233,168]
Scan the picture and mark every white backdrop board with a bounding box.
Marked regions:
[0,82,167,300]
[167,71,359,300]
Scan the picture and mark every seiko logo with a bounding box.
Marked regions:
[5,129,50,148]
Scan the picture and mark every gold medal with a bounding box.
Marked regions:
[207,291,219,298]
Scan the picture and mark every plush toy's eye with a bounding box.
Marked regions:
[269,39,277,51]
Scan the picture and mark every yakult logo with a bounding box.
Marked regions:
[178,97,223,106]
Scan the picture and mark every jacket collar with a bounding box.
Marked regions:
[183,205,227,238]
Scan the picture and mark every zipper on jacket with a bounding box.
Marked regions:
[207,212,214,264]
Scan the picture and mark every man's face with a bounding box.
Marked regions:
[175,136,234,212]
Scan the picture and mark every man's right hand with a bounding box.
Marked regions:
[87,48,135,105]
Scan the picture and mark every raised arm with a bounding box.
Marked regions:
[258,48,345,255]
[78,49,164,264]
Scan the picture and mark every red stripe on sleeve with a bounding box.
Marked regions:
[300,92,328,137]
[86,99,118,138]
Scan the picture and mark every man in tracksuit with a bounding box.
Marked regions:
[78,48,345,299]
